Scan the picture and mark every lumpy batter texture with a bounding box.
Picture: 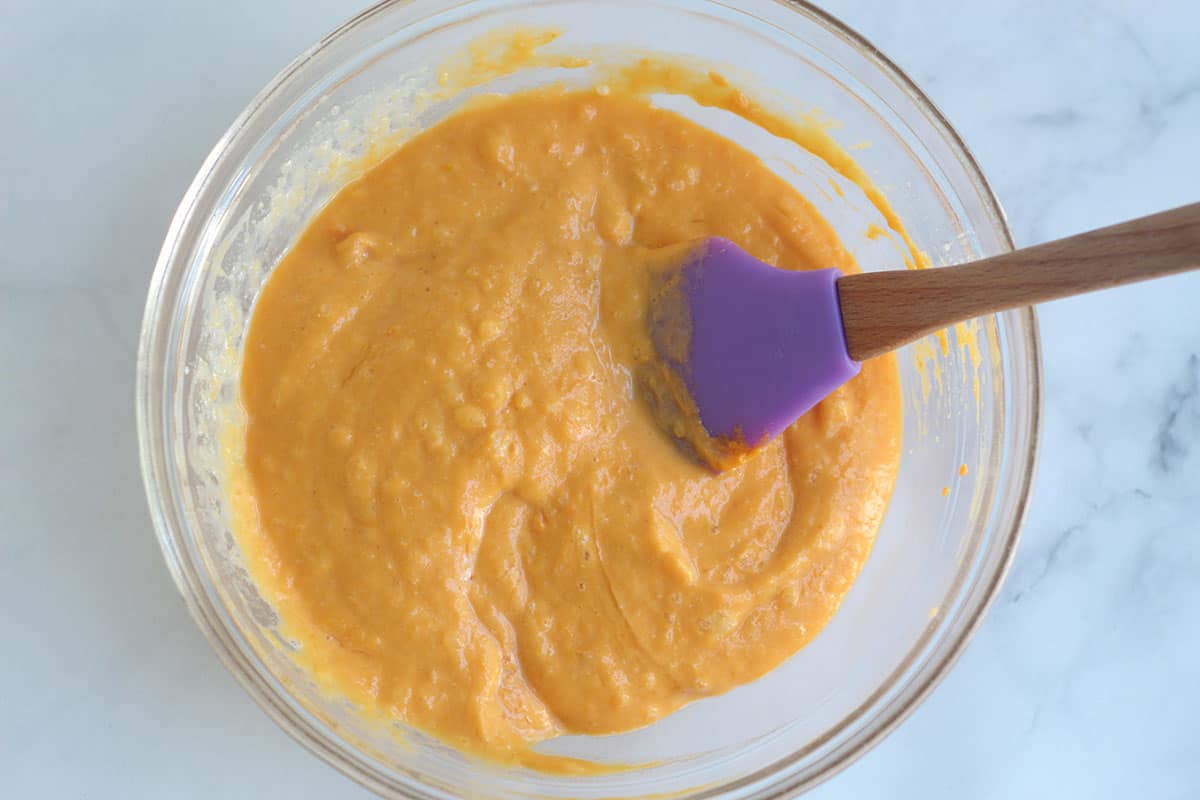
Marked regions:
[240,89,902,768]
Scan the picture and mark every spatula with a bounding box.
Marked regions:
[646,202,1200,470]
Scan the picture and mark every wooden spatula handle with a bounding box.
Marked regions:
[837,202,1200,361]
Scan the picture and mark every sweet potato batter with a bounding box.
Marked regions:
[239,88,902,768]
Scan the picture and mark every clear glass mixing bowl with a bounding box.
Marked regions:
[137,1,1041,797]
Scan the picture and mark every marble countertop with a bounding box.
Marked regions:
[2,0,1197,796]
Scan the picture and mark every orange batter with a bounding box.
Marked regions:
[239,88,902,769]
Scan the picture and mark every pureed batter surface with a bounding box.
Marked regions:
[239,84,903,769]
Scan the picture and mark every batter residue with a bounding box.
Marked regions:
[239,88,902,769]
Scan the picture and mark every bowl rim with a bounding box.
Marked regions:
[136,0,1042,797]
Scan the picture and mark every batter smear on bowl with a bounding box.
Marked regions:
[237,87,902,769]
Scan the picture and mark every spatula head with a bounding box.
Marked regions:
[644,237,860,470]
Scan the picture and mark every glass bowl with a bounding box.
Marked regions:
[137,0,1041,797]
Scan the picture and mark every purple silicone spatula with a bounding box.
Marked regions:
[648,203,1200,470]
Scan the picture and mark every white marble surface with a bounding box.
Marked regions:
[2,0,1198,796]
